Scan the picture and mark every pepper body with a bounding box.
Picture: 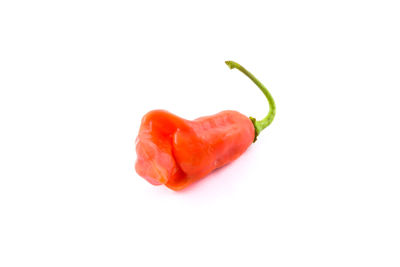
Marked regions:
[135,109,254,190]
[135,61,276,191]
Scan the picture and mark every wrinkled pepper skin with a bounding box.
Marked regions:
[135,110,255,190]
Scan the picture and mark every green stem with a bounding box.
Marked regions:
[225,60,276,142]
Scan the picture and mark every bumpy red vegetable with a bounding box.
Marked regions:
[135,61,276,190]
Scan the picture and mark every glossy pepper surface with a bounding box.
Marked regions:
[135,61,276,190]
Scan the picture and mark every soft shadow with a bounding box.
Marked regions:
[169,145,256,195]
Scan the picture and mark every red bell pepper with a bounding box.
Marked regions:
[135,61,276,190]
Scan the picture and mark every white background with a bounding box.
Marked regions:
[1,0,400,266]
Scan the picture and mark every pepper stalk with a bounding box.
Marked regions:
[225,60,276,142]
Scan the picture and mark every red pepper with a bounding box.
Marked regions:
[135,61,276,190]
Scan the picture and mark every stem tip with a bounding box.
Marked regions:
[225,61,234,69]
